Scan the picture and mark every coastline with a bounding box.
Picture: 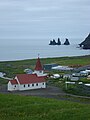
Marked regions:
[0,54,90,62]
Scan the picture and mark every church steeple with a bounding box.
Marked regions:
[33,56,47,77]
[35,57,43,71]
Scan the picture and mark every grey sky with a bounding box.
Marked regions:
[0,0,90,40]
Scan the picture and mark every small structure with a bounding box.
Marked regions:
[51,74,60,79]
[43,63,58,71]
[24,69,33,74]
[72,73,81,77]
[85,84,90,86]
[85,69,90,74]
[63,74,71,79]
[80,71,88,76]
[52,65,73,71]
[87,75,90,80]
[70,77,79,81]
[65,81,75,84]
[63,74,79,81]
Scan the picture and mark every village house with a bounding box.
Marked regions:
[8,57,47,91]
[87,75,90,80]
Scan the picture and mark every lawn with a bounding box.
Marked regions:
[0,94,90,120]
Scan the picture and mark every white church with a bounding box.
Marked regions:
[8,57,47,91]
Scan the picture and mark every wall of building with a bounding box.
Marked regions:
[19,82,46,91]
[33,70,44,76]
[8,82,19,91]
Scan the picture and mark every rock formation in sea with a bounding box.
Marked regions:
[57,38,61,45]
[49,38,61,45]
[64,38,70,45]
[79,33,90,49]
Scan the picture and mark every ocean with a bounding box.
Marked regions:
[0,38,90,61]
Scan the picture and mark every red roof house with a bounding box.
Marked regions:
[8,74,46,91]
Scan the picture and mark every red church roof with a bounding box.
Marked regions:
[35,57,43,71]
[10,79,18,85]
[16,74,45,84]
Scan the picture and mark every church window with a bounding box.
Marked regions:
[36,83,38,86]
[42,83,44,85]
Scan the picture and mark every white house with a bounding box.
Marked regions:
[8,74,46,91]
[70,76,79,81]
[50,74,60,79]
[8,57,47,91]
[63,74,71,79]
[52,65,73,71]
[80,71,88,76]
[87,75,90,80]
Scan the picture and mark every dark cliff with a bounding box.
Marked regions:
[79,33,90,49]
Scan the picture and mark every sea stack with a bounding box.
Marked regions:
[64,38,70,45]
[57,38,61,45]
[49,38,61,45]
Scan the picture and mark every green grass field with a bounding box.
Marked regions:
[0,94,90,120]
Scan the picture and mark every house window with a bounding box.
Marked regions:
[24,85,25,87]
[36,83,38,86]
[28,84,30,87]
[32,84,34,86]
[42,83,44,85]
[39,70,42,73]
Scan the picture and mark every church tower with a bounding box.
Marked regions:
[33,57,44,76]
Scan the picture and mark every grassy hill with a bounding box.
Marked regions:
[0,94,90,120]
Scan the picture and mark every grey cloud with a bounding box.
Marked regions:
[0,0,90,39]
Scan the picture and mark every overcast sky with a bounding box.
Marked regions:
[0,0,90,40]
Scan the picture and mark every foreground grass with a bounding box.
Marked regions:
[0,94,90,120]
